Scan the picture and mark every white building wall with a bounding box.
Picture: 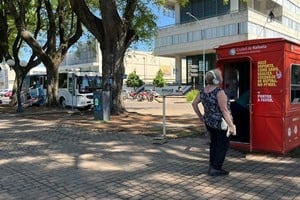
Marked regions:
[59,44,178,85]
[125,50,176,84]
[0,63,15,90]
[154,10,249,57]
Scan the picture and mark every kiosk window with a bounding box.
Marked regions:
[291,65,300,103]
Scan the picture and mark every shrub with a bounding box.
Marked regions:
[153,69,166,88]
[186,89,199,102]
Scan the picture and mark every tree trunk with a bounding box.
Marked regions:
[15,72,25,113]
[70,0,138,115]
[102,49,125,114]
[12,67,29,113]
[46,64,59,107]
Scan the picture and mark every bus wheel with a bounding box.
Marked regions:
[59,97,66,108]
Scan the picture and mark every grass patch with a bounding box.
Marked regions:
[185,89,200,102]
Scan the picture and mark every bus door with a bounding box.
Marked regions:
[71,73,77,106]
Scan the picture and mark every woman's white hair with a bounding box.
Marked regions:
[205,68,223,85]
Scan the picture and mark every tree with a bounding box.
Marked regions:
[153,69,166,88]
[0,0,9,61]
[0,0,43,112]
[70,0,189,114]
[126,70,143,91]
[7,0,82,110]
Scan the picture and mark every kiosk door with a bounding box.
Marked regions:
[222,60,251,144]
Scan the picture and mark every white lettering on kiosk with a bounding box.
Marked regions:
[257,94,273,102]
[292,117,299,122]
[252,45,267,50]
[236,45,268,53]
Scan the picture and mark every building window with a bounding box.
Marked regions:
[206,28,216,39]
[216,26,225,37]
[180,0,230,23]
[238,22,247,34]
[192,30,202,41]
[217,0,230,14]
[224,23,238,36]
[205,0,217,17]
[291,64,300,103]
[173,34,179,44]
[239,0,247,11]
[179,33,188,43]
[187,32,193,42]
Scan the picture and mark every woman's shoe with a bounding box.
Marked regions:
[220,169,230,175]
[208,167,229,176]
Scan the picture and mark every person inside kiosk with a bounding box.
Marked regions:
[223,64,250,143]
[230,90,250,143]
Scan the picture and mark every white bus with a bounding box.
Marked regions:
[58,71,102,109]
[23,70,102,109]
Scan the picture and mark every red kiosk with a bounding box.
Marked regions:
[216,38,300,154]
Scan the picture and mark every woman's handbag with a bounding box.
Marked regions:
[221,118,228,130]
[221,118,236,137]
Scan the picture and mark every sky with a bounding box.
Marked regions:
[134,7,175,52]
[24,5,175,63]
[155,6,175,27]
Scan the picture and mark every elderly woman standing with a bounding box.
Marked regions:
[192,68,235,176]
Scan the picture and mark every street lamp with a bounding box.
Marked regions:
[6,59,15,68]
[186,12,206,87]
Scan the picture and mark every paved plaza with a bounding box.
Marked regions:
[0,98,300,200]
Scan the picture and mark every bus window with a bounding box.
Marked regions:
[93,75,102,89]
[78,76,92,93]
[68,77,74,95]
[59,73,67,88]
[291,64,300,103]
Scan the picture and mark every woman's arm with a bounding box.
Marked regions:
[217,90,235,132]
[192,94,204,122]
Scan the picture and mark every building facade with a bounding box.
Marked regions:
[154,0,300,87]
[0,60,15,90]
[59,42,180,85]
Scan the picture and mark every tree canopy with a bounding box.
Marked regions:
[4,0,82,111]
[70,0,189,114]
[1,0,189,113]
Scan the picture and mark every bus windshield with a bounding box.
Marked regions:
[78,75,102,93]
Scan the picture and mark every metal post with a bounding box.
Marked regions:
[203,49,206,87]
[186,12,206,88]
[153,88,173,144]
[143,57,146,84]
[162,95,166,137]
[152,94,167,144]
[102,91,111,121]
[193,77,195,90]
[72,73,75,110]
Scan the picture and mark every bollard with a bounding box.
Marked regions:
[93,89,103,120]
[102,90,111,121]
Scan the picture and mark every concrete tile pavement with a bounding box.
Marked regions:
[124,96,200,118]
[0,106,300,199]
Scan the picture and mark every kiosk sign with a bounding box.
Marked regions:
[257,60,281,87]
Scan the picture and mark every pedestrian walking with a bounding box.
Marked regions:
[192,68,236,176]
